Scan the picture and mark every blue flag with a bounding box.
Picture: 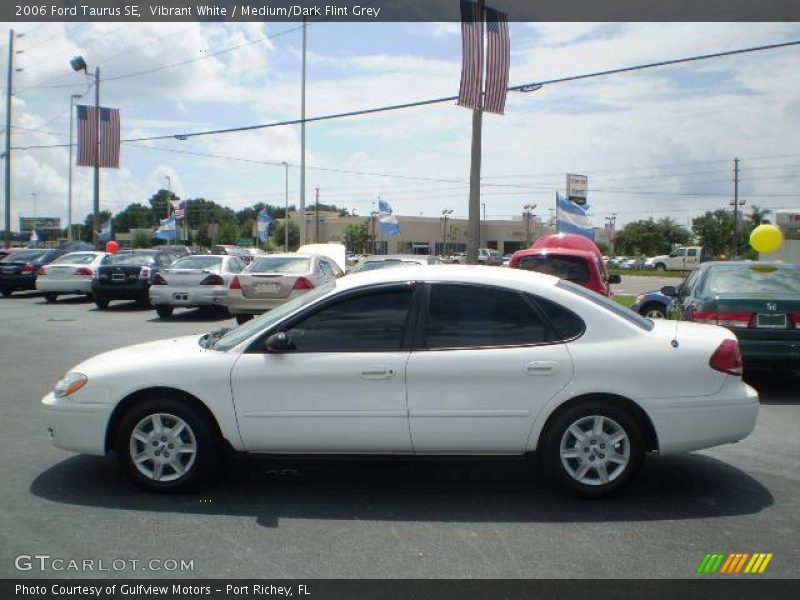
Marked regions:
[257,210,272,243]
[556,192,595,240]
[378,199,394,215]
[153,215,178,240]
[98,219,113,242]
[379,214,401,236]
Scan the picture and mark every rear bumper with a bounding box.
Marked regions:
[36,278,93,295]
[92,280,149,301]
[41,391,112,456]
[149,285,228,307]
[649,378,759,454]
[0,274,36,290]
[227,291,301,315]
[739,339,800,368]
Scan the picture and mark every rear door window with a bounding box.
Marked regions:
[517,255,590,284]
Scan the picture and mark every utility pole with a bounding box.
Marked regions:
[731,157,744,258]
[523,203,536,246]
[441,209,453,256]
[604,213,617,255]
[4,30,14,249]
[315,187,320,243]
[92,66,100,247]
[466,0,485,265]
[67,93,81,240]
[282,161,289,251]
[299,17,307,245]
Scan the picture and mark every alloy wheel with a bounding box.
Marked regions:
[129,413,197,482]
[559,415,630,486]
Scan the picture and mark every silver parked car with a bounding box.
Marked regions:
[348,254,439,273]
[35,251,107,302]
[149,254,246,318]
[227,253,344,324]
[451,248,503,265]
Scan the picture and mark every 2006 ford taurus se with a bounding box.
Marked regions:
[41,266,758,496]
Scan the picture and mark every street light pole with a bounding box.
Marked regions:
[4,30,15,249]
[92,66,100,246]
[523,203,536,246]
[281,161,288,251]
[67,93,81,240]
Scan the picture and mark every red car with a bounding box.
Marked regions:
[508,247,620,296]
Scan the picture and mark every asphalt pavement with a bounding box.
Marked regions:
[1,292,798,579]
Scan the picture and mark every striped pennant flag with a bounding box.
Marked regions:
[457,0,483,110]
[172,201,185,221]
[76,105,120,168]
[484,6,510,114]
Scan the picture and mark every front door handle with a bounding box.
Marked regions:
[525,361,559,375]
[361,366,394,380]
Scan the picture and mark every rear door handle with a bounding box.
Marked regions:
[361,366,394,380]
[525,361,559,375]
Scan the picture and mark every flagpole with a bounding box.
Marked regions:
[299,17,307,246]
[466,0,485,265]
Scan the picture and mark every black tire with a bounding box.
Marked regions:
[44,293,58,303]
[115,396,222,492]
[655,263,666,271]
[155,305,174,319]
[235,313,253,325]
[94,297,110,310]
[639,302,666,319]
[542,401,645,498]
[1,287,13,297]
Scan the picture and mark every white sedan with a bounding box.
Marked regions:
[41,266,758,496]
[35,251,107,302]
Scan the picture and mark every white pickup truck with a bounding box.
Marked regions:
[647,246,707,271]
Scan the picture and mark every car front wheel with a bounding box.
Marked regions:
[116,398,221,491]
[640,302,666,319]
[94,297,110,309]
[155,305,174,319]
[44,293,58,303]
[543,402,644,497]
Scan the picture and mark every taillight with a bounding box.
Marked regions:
[791,314,800,328]
[292,277,315,291]
[709,339,743,376]
[75,267,93,276]
[230,276,241,290]
[139,266,151,279]
[691,311,753,328]
[37,267,47,276]
[151,273,167,285]
[200,274,224,286]
[22,263,35,273]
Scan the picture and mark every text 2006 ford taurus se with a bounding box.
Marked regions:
[42,266,758,496]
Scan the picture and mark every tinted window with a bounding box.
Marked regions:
[517,255,590,284]
[171,256,222,270]
[671,248,686,257]
[286,288,413,352]
[2,250,45,262]
[319,260,334,279]
[532,295,585,341]
[52,253,98,265]
[102,252,155,266]
[702,265,800,295]
[425,284,549,349]
[687,248,697,257]
[556,280,654,331]
[249,257,310,274]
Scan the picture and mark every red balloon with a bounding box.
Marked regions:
[105,240,120,254]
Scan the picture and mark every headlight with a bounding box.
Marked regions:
[635,294,645,304]
[54,373,88,397]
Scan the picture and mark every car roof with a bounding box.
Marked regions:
[364,254,428,261]
[513,248,598,258]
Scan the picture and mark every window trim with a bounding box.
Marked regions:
[414,282,570,352]
[245,282,420,354]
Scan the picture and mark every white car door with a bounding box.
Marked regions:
[406,283,575,454]
[230,284,416,453]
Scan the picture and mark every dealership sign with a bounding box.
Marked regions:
[19,217,61,231]
[566,174,588,205]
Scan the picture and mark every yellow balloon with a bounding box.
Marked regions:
[749,224,783,254]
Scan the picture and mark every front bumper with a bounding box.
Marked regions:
[649,378,759,454]
[41,391,113,456]
[149,285,228,308]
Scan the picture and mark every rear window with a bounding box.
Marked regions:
[517,255,591,283]
[102,252,155,266]
[557,280,654,331]
[248,257,311,274]
[703,265,800,295]
[52,253,98,265]
[170,256,223,270]
[352,260,422,273]
[2,250,45,262]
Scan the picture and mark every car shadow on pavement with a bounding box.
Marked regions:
[30,453,773,528]
[746,371,800,405]
[146,308,233,323]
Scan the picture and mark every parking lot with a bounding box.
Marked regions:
[1,291,798,579]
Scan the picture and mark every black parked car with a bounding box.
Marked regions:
[0,248,66,297]
[92,249,178,309]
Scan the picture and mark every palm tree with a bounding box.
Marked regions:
[748,205,771,226]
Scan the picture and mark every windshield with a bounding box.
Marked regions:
[52,252,99,265]
[102,252,155,266]
[248,256,311,274]
[517,255,591,283]
[210,285,332,351]
[557,280,654,331]
[1,250,45,262]
[170,256,223,270]
[703,265,800,295]
[351,259,422,273]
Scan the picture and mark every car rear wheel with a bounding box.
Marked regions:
[44,293,58,303]
[116,397,221,492]
[155,305,174,319]
[235,314,253,325]
[1,287,12,297]
[543,401,644,497]
[639,302,666,319]
[94,297,110,309]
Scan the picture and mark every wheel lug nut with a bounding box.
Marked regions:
[600,444,606,449]
[168,444,174,449]
[589,456,595,461]
[154,451,160,456]
[161,437,167,442]
[583,447,589,453]
[599,454,605,459]
[164,452,170,458]
[590,440,596,445]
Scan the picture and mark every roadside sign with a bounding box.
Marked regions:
[20,217,61,231]
[566,174,588,205]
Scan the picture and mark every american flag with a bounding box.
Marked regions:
[484,6,510,114]
[172,200,185,221]
[457,0,483,110]
[76,105,120,168]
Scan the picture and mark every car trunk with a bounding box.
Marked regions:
[163,268,219,286]
[0,261,28,276]
[97,264,145,285]
[237,273,300,299]
[702,294,800,342]
[42,265,88,279]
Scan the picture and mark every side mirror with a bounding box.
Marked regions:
[264,332,292,353]
[608,274,622,285]
[660,285,678,297]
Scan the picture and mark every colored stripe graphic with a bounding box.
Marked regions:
[698,553,773,574]
[697,553,727,573]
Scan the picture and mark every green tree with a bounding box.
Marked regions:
[613,218,691,256]
[342,221,369,253]
[113,203,155,233]
[131,230,153,248]
[148,189,178,220]
[692,210,735,257]
[747,205,771,226]
[271,220,300,251]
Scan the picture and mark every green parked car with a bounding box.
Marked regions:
[661,261,800,371]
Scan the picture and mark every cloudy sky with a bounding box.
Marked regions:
[2,20,800,232]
